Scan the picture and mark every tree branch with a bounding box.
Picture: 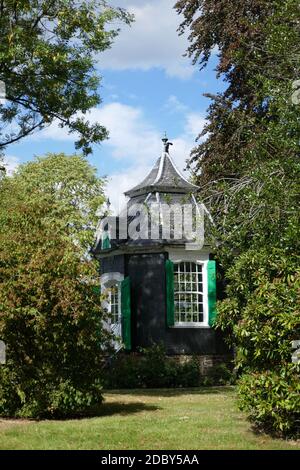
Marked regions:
[0,118,45,147]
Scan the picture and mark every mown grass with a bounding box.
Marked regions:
[0,387,299,450]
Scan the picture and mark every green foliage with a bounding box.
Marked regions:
[14,152,107,249]
[238,367,300,437]
[0,1,132,155]
[0,369,104,419]
[207,363,235,386]
[217,250,300,367]
[177,0,300,436]
[104,344,233,389]
[216,249,300,436]
[0,154,111,418]
[175,0,275,183]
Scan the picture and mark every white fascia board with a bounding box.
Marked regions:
[153,152,166,185]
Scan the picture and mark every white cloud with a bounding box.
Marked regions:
[3,155,20,175]
[170,136,194,169]
[31,100,207,208]
[185,112,207,138]
[90,103,162,162]
[105,164,152,214]
[164,95,188,113]
[35,101,206,162]
[100,0,194,79]
[35,103,162,163]
[96,103,207,210]
[35,121,74,141]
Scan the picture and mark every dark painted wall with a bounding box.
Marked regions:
[126,252,230,355]
[127,253,167,350]
[100,255,125,277]
[165,328,229,355]
[100,251,230,355]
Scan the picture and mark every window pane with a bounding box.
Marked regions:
[110,284,120,324]
[173,262,204,323]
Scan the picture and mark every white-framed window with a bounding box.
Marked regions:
[100,272,124,350]
[109,283,121,325]
[100,272,123,327]
[174,261,206,326]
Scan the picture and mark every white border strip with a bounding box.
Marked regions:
[153,152,165,185]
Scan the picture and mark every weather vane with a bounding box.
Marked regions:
[162,132,173,153]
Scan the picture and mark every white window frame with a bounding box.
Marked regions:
[100,272,123,326]
[110,284,121,325]
[168,250,210,328]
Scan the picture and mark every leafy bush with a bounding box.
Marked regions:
[176,0,299,439]
[217,249,300,436]
[104,353,142,389]
[207,363,235,385]
[238,366,300,437]
[104,344,232,389]
[0,369,104,419]
[0,155,111,418]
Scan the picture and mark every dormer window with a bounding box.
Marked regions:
[101,222,111,250]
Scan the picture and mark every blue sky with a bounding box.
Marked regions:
[4,0,224,211]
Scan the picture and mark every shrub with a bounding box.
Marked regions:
[238,366,300,437]
[104,353,142,389]
[207,363,235,385]
[217,249,300,436]
[0,369,104,419]
[0,156,111,418]
[104,344,232,389]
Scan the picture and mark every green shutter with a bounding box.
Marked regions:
[166,259,175,327]
[101,231,111,250]
[207,260,217,327]
[121,277,131,350]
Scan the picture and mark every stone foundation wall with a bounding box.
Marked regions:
[104,351,234,377]
[168,354,233,376]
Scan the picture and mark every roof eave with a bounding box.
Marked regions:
[125,184,199,198]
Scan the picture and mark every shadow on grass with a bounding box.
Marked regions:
[0,402,161,423]
[49,402,161,421]
[93,401,160,417]
[104,386,235,397]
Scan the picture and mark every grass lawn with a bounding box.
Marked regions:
[0,387,299,450]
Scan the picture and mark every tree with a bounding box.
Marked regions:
[175,0,300,436]
[15,152,107,250]
[175,0,298,184]
[0,1,132,157]
[0,154,112,418]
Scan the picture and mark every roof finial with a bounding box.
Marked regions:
[162,132,173,154]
